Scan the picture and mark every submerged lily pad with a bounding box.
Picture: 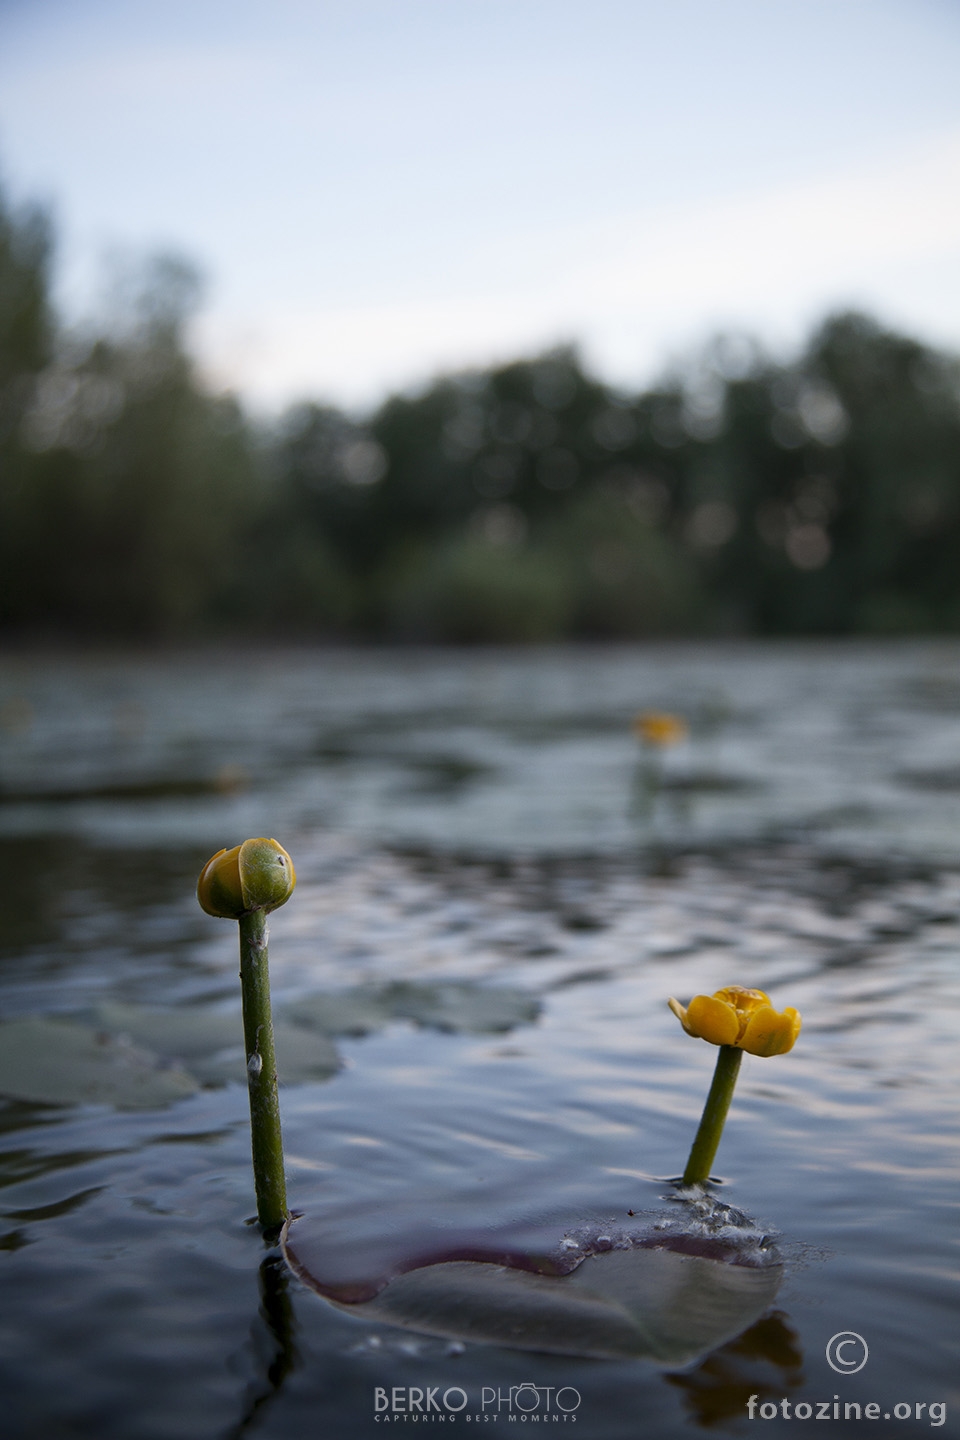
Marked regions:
[0,1018,198,1109]
[283,1212,782,1365]
[349,1252,779,1364]
[284,982,539,1037]
[94,1003,340,1087]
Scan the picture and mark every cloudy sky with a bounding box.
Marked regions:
[1,0,959,410]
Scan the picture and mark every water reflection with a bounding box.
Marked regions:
[226,1250,299,1440]
[666,1310,805,1429]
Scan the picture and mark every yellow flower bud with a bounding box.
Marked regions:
[668,984,801,1057]
[197,838,296,919]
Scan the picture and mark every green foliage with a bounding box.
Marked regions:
[388,535,573,642]
[3,176,960,641]
[0,182,56,621]
[1,246,264,636]
[542,489,701,637]
[0,188,52,387]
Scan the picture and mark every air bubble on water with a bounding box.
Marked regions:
[548,1193,781,1271]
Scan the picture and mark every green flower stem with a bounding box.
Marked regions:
[682,1044,743,1187]
[238,909,288,1231]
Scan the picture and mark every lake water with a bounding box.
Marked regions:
[1,642,958,1438]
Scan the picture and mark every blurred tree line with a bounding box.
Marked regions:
[3,180,960,642]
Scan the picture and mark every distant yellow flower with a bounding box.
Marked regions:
[668,985,801,1057]
[633,710,688,747]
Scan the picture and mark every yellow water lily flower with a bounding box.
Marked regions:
[197,837,296,919]
[632,710,688,747]
[668,985,801,1057]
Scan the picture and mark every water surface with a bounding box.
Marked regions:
[1,643,958,1437]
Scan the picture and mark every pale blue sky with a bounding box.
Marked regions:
[2,0,960,409]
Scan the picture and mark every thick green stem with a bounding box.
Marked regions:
[238,909,287,1231]
[682,1044,743,1187]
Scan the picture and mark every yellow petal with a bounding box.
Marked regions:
[741,1005,802,1057]
[668,996,694,1034]
[714,985,769,1017]
[685,994,740,1047]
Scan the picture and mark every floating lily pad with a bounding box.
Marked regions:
[384,982,540,1034]
[191,1023,340,1086]
[93,1003,340,1087]
[0,1018,198,1109]
[280,990,393,1037]
[95,1002,240,1060]
[284,982,539,1037]
[283,1212,782,1365]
